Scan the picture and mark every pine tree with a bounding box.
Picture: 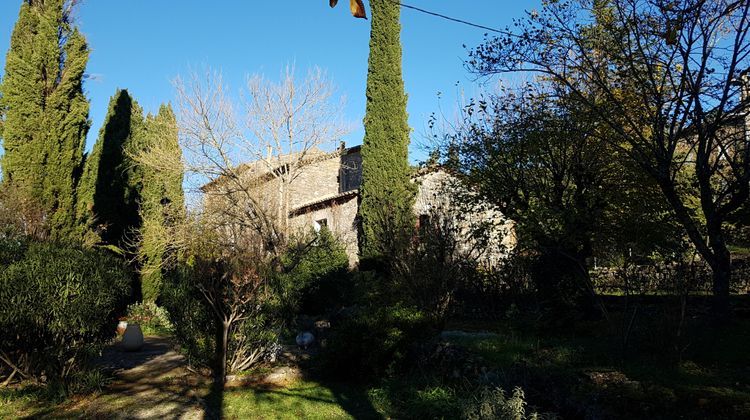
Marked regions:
[0,0,90,241]
[77,89,144,248]
[358,0,415,263]
[138,104,184,302]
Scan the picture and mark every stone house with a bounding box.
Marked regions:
[203,144,515,266]
[413,169,516,267]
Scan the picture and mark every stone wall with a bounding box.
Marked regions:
[289,195,360,266]
[288,156,343,210]
[204,149,517,269]
[591,257,750,294]
[414,170,516,267]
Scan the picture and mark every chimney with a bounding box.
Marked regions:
[339,141,346,153]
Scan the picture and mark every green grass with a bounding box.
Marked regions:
[0,386,63,419]
[4,297,750,420]
[0,390,32,419]
[729,245,750,255]
[139,324,174,337]
[441,303,750,419]
[598,290,714,296]
[223,380,381,420]
[0,379,383,420]
[448,333,538,366]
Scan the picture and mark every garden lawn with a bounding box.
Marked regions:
[0,377,382,419]
[223,380,383,419]
[3,297,749,420]
[443,297,750,419]
[0,387,59,419]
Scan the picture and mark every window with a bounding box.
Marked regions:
[314,218,328,232]
[418,214,431,234]
[339,154,363,193]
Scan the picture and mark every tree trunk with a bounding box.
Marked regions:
[220,320,230,383]
[277,179,288,237]
[657,179,732,317]
[711,260,731,318]
[707,221,732,318]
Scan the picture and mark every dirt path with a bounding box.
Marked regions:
[61,337,210,419]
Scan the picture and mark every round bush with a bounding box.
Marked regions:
[279,228,350,316]
[0,242,132,382]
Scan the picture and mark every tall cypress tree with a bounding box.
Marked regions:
[358,0,415,263]
[138,104,185,302]
[0,0,90,241]
[78,89,144,248]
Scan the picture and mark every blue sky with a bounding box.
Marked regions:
[0,1,541,163]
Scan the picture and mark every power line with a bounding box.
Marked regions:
[390,1,512,36]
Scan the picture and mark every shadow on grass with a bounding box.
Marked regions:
[33,377,207,420]
[220,377,382,419]
[292,361,383,419]
[0,386,65,419]
[323,382,383,419]
[441,295,750,419]
[203,377,223,419]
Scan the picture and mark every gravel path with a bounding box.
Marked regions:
[63,337,210,419]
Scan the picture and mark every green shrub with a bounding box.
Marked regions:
[163,257,285,375]
[463,386,554,420]
[125,302,174,336]
[0,236,26,267]
[279,227,350,316]
[369,378,551,419]
[409,386,462,419]
[321,304,434,380]
[0,242,132,386]
[161,264,217,369]
[68,368,112,395]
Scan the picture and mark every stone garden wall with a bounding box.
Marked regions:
[591,257,750,294]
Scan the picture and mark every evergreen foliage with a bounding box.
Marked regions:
[280,227,350,315]
[138,104,185,302]
[0,241,132,384]
[77,89,144,247]
[161,262,216,370]
[0,0,90,241]
[321,304,432,380]
[358,0,416,264]
[78,91,184,302]
[447,86,684,311]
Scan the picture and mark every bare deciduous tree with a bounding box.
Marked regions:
[242,66,349,236]
[168,66,348,243]
[133,65,348,382]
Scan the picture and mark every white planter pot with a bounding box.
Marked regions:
[122,324,144,351]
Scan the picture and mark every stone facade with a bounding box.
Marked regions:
[414,170,516,267]
[204,145,515,266]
